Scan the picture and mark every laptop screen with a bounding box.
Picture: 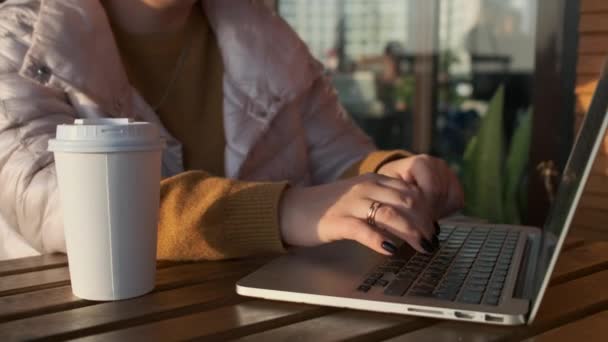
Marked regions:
[528,61,608,321]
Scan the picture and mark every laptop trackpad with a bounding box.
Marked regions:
[238,240,384,296]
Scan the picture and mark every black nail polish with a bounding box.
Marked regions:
[432,235,440,249]
[421,239,436,254]
[381,241,397,254]
[434,221,441,235]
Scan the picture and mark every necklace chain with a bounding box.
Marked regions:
[152,33,193,111]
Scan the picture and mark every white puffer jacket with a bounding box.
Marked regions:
[0,0,375,259]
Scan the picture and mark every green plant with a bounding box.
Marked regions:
[462,86,532,223]
[503,108,532,224]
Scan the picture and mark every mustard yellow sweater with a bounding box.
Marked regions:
[109,7,409,260]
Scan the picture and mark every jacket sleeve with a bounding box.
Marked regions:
[300,73,377,184]
[0,70,76,254]
[0,69,291,260]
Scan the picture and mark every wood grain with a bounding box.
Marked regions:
[575,76,599,95]
[580,175,608,195]
[0,254,67,277]
[523,310,608,341]
[579,13,608,33]
[578,34,608,55]
[0,260,262,323]
[577,54,606,74]
[551,242,608,285]
[578,192,608,210]
[576,92,595,112]
[581,0,608,13]
[575,0,608,238]
[233,310,434,342]
[0,276,248,341]
[584,154,608,177]
[0,267,70,297]
[75,301,337,342]
[573,208,608,228]
[562,235,585,251]
[570,224,608,242]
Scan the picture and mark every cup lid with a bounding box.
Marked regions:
[48,118,165,153]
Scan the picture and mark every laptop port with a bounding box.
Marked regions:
[485,314,504,323]
[407,308,443,315]
[454,311,475,320]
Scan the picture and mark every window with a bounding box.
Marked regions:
[279,0,541,224]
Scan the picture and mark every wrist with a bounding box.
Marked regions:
[278,186,299,246]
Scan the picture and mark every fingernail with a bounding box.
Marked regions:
[432,235,440,249]
[421,239,436,254]
[381,241,397,254]
[434,221,441,235]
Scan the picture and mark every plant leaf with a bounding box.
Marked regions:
[503,108,533,224]
[462,85,505,222]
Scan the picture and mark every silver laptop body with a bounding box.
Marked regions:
[237,60,608,326]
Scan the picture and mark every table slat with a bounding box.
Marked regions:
[75,301,335,342]
[0,260,261,323]
[0,275,249,341]
[562,235,585,251]
[551,242,608,285]
[0,267,70,297]
[523,310,608,342]
[0,254,67,277]
[232,311,433,342]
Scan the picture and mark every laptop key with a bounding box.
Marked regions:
[369,272,383,280]
[493,275,507,283]
[495,266,509,273]
[463,284,486,292]
[473,266,494,273]
[433,291,457,300]
[459,291,483,304]
[374,279,389,287]
[477,260,495,267]
[357,285,371,292]
[489,282,504,290]
[386,261,406,268]
[377,266,400,274]
[410,288,434,297]
[384,278,415,296]
[469,278,488,286]
[495,270,508,277]
[362,278,376,286]
[487,289,502,297]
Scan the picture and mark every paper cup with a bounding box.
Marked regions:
[48,118,164,300]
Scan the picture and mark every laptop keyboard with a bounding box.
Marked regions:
[356,226,520,306]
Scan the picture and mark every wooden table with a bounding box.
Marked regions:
[0,236,606,341]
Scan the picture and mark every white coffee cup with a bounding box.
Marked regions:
[48,118,164,301]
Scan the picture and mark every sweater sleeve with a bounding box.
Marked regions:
[340,149,413,179]
[157,170,288,261]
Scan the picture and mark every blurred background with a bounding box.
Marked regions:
[275,0,539,225]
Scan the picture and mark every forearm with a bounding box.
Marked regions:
[157,170,288,261]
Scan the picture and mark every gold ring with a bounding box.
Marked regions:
[367,201,383,227]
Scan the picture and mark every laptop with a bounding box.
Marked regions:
[236,60,608,326]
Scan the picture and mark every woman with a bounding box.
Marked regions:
[0,0,463,260]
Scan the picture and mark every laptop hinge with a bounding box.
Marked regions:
[513,232,540,300]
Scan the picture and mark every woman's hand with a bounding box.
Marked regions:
[378,154,464,219]
[279,173,439,255]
